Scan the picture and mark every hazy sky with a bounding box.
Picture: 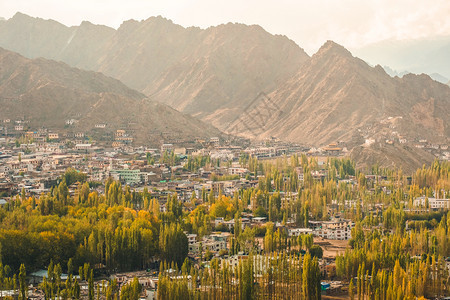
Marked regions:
[1,0,449,54]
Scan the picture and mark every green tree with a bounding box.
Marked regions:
[309,244,323,259]
[67,258,73,276]
[349,278,354,300]
[19,264,26,300]
[303,234,314,250]
[73,278,80,299]
[159,224,188,267]
[88,269,94,300]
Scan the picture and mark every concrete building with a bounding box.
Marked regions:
[110,169,142,184]
[48,133,59,140]
[413,197,450,210]
[309,218,354,240]
[188,233,229,255]
[161,144,174,153]
[288,228,313,237]
[75,144,92,151]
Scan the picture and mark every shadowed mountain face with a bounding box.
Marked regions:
[0,47,223,145]
[0,13,309,129]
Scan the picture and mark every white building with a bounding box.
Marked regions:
[309,218,354,240]
[75,144,92,151]
[210,137,220,146]
[244,147,276,158]
[228,167,249,176]
[215,217,225,227]
[65,119,77,125]
[413,197,450,210]
[161,144,174,153]
[188,233,229,255]
[48,133,59,140]
[288,228,313,237]
[186,233,197,245]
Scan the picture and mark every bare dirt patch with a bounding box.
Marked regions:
[314,237,349,259]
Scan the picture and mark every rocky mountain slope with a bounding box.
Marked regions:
[0,47,223,145]
[0,13,309,128]
[230,41,450,171]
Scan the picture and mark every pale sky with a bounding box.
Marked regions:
[1,0,449,54]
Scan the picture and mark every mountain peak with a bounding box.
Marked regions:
[315,40,353,58]
[80,20,94,27]
[10,11,66,28]
[11,12,33,21]
[143,15,176,27]
[118,15,179,32]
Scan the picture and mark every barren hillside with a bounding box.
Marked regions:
[230,41,450,170]
[0,47,223,145]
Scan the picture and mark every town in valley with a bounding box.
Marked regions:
[0,2,449,299]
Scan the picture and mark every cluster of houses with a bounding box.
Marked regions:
[185,216,355,261]
[187,232,230,256]
[413,139,450,160]
[1,126,448,216]
[358,117,450,161]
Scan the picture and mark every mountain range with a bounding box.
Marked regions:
[229,41,449,171]
[0,47,223,145]
[0,13,449,171]
[382,66,449,85]
[0,12,308,128]
[352,36,450,80]
[232,42,450,142]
